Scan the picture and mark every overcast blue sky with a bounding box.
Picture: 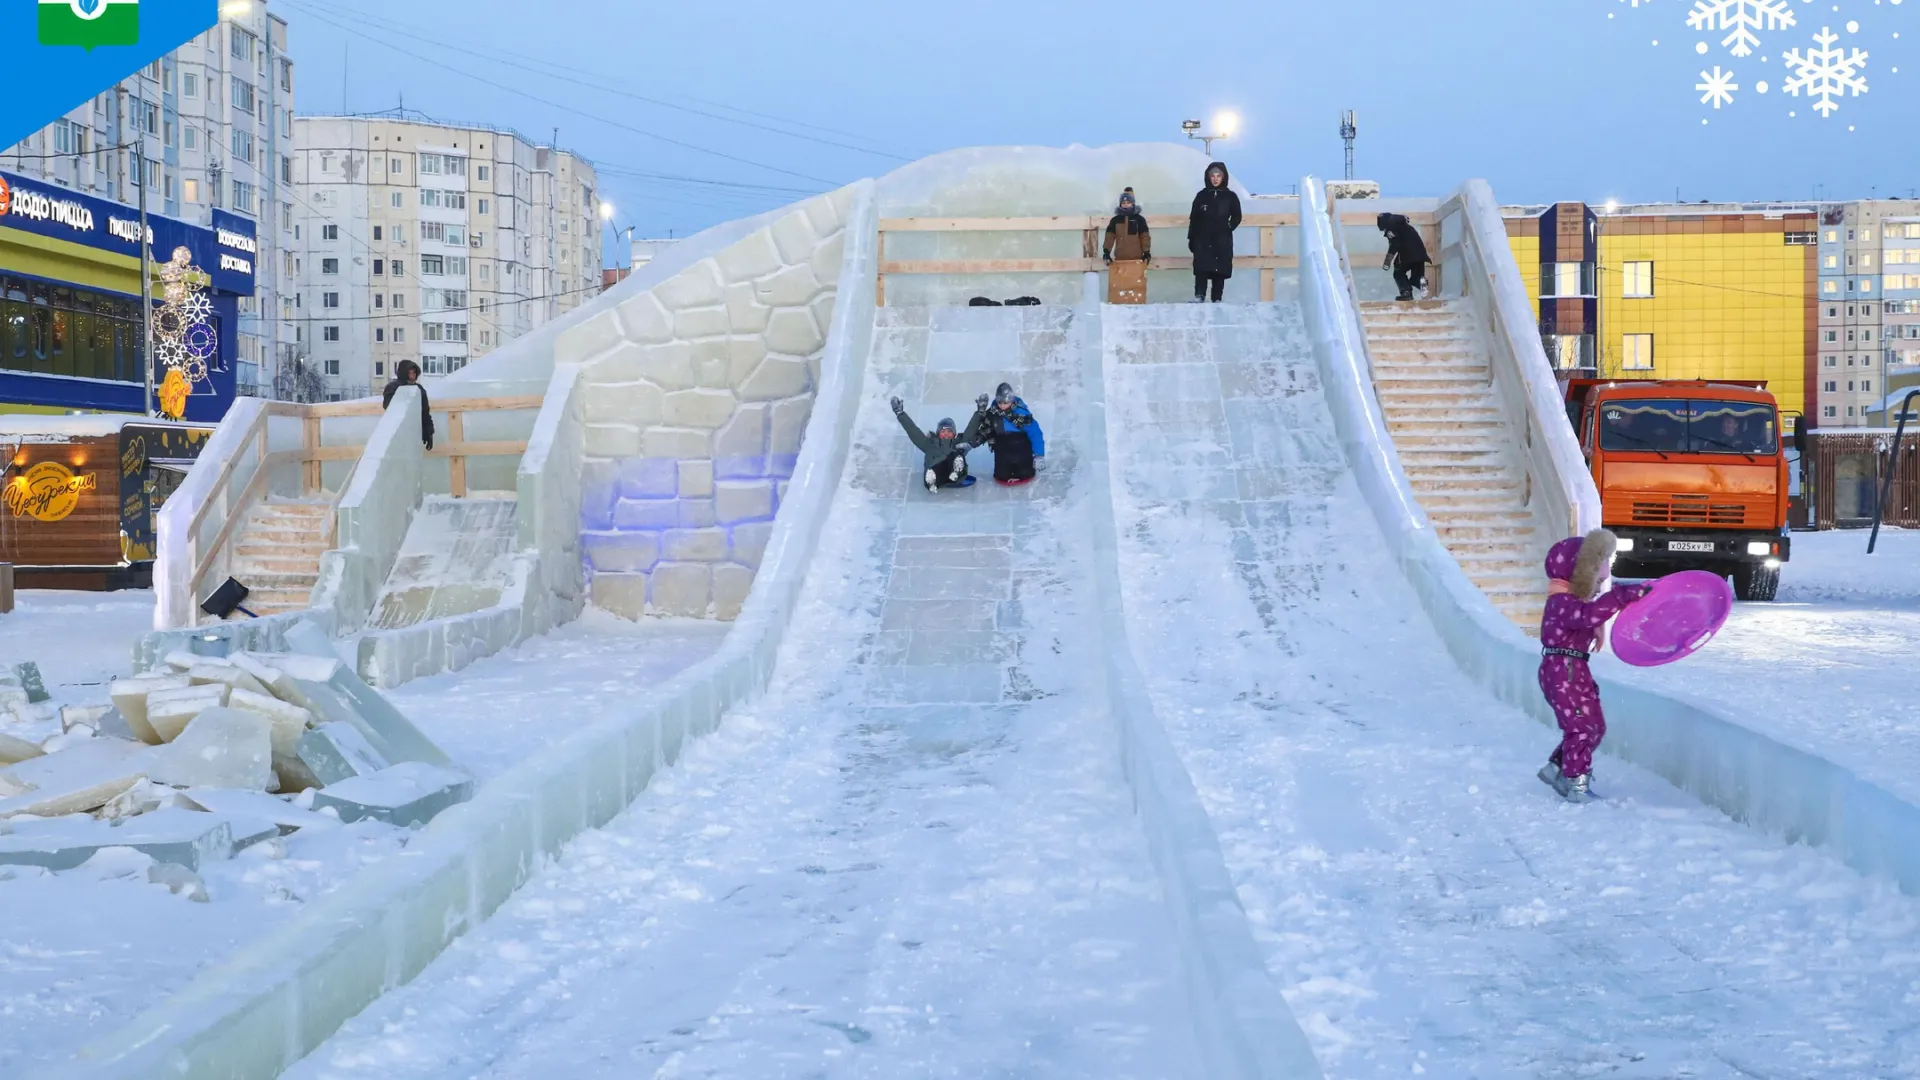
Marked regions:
[279,0,1914,249]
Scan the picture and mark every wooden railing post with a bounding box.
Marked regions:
[302,415,321,494]
[447,409,468,498]
[875,228,886,307]
[1259,225,1276,302]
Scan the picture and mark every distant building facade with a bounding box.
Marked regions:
[290,112,599,399]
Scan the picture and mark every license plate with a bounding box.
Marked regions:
[1668,541,1716,553]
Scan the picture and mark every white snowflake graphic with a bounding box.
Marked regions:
[1687,0,1797,57]
[1697,65,1740,107]
[1783,27,1870,117]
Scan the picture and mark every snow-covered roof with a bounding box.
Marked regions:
[0,415,212,439]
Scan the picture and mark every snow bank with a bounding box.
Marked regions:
[1076,304,1324,1079]
[22,181,882,1080]
[1299,175,1920,895]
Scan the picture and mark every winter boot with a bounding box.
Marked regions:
[1396,290,1415,302]
[1551,771,1594,803]
[924,467,938,493]
[1187,295,1205,304]
[949,458,966,483]
[1536,762,1563,790]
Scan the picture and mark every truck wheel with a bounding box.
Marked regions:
[1734,562,1780,602]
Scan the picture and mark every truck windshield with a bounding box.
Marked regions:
[1597,399,1778,455]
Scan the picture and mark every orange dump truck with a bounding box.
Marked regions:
[1562,379,1790,601]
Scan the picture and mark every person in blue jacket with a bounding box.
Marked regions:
[968,382,1046,483]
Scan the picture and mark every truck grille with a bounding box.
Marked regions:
[1631,496,1747,526]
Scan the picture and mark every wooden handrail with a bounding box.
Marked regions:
[183,405,269,545]
[879,255,1299,276]
[877,211,1432,233]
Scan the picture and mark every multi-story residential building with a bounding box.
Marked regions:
[1505,200,1819,427]
[290,112,599,399]
[0,1,294,405]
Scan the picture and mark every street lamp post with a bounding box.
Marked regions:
[1181,113,1238,157]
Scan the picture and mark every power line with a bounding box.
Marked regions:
[290,0,915,162]
[281,1,846,186]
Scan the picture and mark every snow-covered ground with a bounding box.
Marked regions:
[1602,528,1920,811]
[1105,301,1920,1077]
[0,590,152,745]
[0,596,730,1074]
[386,610,730,781]
[286,305,1206,1079]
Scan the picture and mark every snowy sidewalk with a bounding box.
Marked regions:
[286,305,1202,1079]
[1105,300,1920,1078]
[1602,528,1920,811]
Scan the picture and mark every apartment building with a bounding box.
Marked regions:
[0,2,294,403]
[1505,201,1818,426]
[290,113,600,399]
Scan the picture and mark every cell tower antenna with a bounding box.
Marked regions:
[1339,110,1358,181]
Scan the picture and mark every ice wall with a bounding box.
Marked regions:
[553,187,858,621]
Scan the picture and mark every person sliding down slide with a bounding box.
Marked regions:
[967,383,1047,484]
[1536,529,1653,802]
[891,397,975,493]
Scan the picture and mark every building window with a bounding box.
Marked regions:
[1825,330,1839,343]
[372,226,383,242]
[477,199,489,215]
[1825,356,1838,367]
[183,72,198,98]
[1542,262,1595,298]
[393,294,406,310]
[1620,333,1654,371]
[323,224,339,241]
[320,258,338,276]
[1864,379,1874,393]
[479,330,491,347]
[421,255,445,275]
[1828,306,1838,317]
[1848,406,1857,417]
[391,192,403,208]
[231,78,256,116]
[1621,262,1654,298]
[1865,254,1877,269]
[394,328,406,343]
[477,165,489,181]
[323,326,340,342]
[375,329,385,343]
[1825,280,1839,295]
[391,157,404,174]
[323,292,339,308]
[231,179,255,213]
[1824,405,1838,417]
[1825,255,1839,270]
[183,178,200,203]
[1826,380,1838,392]
[392,260,405,276]
[374,294,384,309]
[375,361,385,376]
[373,259,385,275]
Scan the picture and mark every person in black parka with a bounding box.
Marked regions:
[1187,161,1242,303]
[1378,212,1431,302]
[380,358,435,449]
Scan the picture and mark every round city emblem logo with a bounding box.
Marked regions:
[0,176,11,219]
[6,461,96,523]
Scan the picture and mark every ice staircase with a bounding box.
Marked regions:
[366,495,521,630]
[1360,299,1544,633]
[228,498,333,616]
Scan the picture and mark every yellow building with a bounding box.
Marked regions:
[1504,202,1818,427]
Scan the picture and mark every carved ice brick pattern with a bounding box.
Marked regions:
[560,187,854,621]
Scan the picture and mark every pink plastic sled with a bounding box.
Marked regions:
[1610,570,1734,668]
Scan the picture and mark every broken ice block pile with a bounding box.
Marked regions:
[0,647,469,875]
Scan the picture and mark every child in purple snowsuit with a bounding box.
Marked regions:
[1537,529,1652,802]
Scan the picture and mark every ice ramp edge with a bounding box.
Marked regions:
[1077,306,1325,1079]
[27,180,881,1080]
[1298,175,1920,896]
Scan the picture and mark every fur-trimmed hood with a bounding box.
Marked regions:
[1545,529,1617,599]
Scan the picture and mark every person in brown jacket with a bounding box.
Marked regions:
[1102,188,1151,303]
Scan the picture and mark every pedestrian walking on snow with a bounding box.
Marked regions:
[891,397,974,492]
[1188,162,1241,303]
[1103,188,1151,305]
[1536,529,1653,801]
[1377,212,1431,302]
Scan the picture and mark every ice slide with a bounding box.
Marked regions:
[286,304,1230,1077]
[1098,292,1920,1070]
